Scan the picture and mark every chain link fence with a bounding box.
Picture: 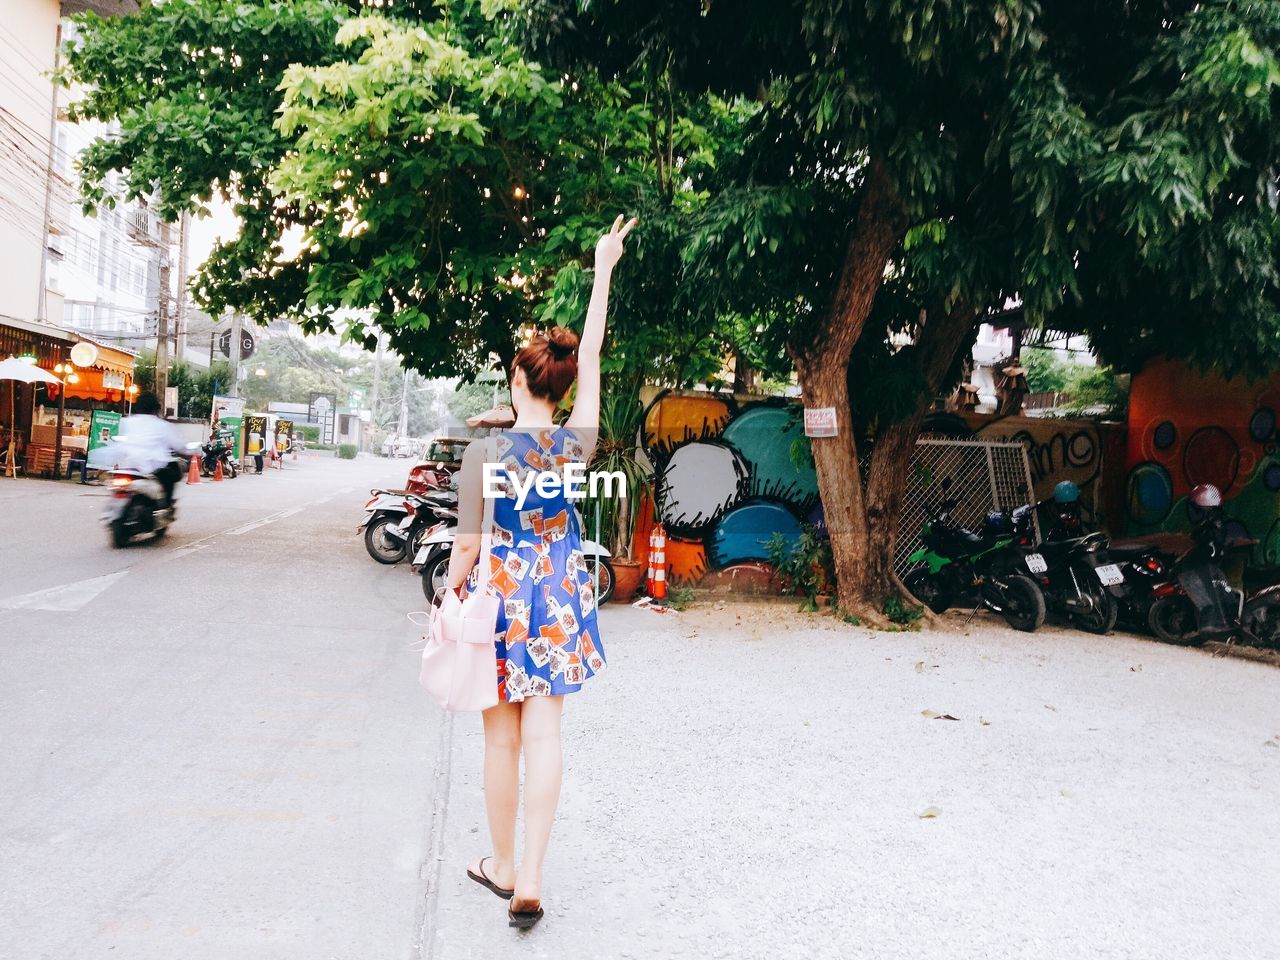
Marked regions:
[892,439,1038,576]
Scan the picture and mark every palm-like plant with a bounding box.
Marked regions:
[584,381,650,560]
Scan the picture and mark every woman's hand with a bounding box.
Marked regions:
[594,214,637,273]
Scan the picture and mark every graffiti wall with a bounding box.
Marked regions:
[919,411,1127,529]
[1125,358,1280,560]
[640,390,821,588]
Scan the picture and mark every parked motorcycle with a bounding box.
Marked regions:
[1004,481,1123,634]
[1146,484,1280,647]
[200,439,239,479]
[903,479,1046,632]
[413,514,617,606]
[359,487,457,564]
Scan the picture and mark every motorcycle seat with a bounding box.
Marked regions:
[1108,542,1160,557]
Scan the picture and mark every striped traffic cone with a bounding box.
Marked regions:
[650,523,667,600]
[187,455,201,485]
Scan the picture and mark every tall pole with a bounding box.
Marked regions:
[228,312,243,398]
[154,218,173,410]
[370,331,384,428]
[398,367,409,436]
[35,24,62,324]
[174,212,190,361]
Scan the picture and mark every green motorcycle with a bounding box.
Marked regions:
[903,481,1046,632]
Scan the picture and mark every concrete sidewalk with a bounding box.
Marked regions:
[424,601,1280,960]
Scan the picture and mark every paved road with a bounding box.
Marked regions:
[0,456,443,959]
[3,461,1278,960]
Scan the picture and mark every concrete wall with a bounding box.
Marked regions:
[0,0,62,325]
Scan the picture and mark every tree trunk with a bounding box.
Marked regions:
[791,157,905,619]
[863,305,980,608]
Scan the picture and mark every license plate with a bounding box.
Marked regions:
[1026,553,1047,573]
[1095,563,1124,586]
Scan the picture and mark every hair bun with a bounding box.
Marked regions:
[546,326,579,360]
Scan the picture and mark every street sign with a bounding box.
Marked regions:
[309,392,337,444]
[218,328,256,361]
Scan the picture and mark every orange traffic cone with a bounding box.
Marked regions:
[650,523,667,600]
[187,455,201,484]
[213,457,224,482]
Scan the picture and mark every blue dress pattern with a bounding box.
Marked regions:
[465,427,606,702]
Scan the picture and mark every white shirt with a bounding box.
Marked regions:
[116,414,183,473]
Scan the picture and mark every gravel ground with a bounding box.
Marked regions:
[425,600,1280,960]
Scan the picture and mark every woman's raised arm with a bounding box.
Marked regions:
[567,215,637,434]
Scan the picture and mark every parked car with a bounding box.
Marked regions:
[407,437,471,495]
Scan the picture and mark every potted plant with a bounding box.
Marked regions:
[583,381,651,602]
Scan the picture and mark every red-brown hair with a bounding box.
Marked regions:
[511,327,579,402]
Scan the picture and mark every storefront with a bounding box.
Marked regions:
[2,317,137,478]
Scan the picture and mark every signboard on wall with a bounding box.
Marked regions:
[309,392,337,444]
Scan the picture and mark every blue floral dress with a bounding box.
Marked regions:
[465,427,606,702]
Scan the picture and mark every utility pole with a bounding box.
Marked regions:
[398,367,410,436]
[174,212,189,361]
[154,218,173,409]
[228,312,243,397]
[370,331,384,427]
[35,24,62,324]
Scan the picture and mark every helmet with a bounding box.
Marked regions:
[1190,483,1222,508]
[983,510,1013,536]
[1053,480,1080,504]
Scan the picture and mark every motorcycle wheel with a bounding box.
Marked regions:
[225,459,238,479]
[904,568,952,614]
[407,525,431,561]
[1147,594,1205,646]
[999,575,1046,632]
[420,552,451,601]
[584,556,616,605]
[364,516,407,564]
[1069,566,1119,635]
[1241,594,1280,649]
[110,520,131,549]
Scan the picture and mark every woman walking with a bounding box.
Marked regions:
[444,214,637,929]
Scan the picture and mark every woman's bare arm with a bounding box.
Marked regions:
[567,215,637,440]
[444,440,489,595]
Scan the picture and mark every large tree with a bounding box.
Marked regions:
[522,0,1280,619]
[64,0,738,388]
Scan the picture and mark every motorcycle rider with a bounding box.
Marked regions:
[119,392,184,506]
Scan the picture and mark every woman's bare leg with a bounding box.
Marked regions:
[471,700,521,889]
[514,694,564,903]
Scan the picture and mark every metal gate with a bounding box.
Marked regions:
[894,439,1038,575]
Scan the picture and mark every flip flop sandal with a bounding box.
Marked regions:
[508,900,544,929]
[466,857,514,900]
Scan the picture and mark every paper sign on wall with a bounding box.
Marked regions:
[803,407,838,438]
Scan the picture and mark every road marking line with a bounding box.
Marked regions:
[0,570,128,612]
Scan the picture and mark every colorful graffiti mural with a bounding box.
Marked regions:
[641,392,821,586]
[1125,357,1280,561]
[920,411,1125,521]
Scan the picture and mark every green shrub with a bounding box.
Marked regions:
[884,594,924,626]
[298,423,321,443]
[765,525,834,612]
[337,443,358,460]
